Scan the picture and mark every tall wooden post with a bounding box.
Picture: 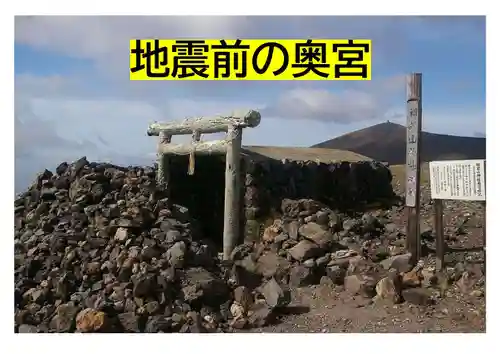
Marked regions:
[223,125,242,260]
[405,73,423,266]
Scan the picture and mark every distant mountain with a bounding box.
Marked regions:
[312,122,486,165]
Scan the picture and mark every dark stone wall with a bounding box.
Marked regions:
[166,154,395,248]
[241,158,394,244]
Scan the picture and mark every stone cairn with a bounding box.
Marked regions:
[14,157,292,333]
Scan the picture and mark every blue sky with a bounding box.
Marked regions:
[14,15,486,191]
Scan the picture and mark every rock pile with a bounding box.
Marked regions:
[14,158,485,333]
[231,199,390,292]
[237,198,485,308]
[14,157,292,333]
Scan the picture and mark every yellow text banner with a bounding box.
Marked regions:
[130,39,371,81]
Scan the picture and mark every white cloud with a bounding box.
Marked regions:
[13,16,486,192]
[264,88,384,123]
[11,16,439,79]
[15,74,69,96]
[15,16,252,78]
[261,75,405,123]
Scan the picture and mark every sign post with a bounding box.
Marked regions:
[405,73,423,266]
[429,159,486,270]
[433,198,445,271]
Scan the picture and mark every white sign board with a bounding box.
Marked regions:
[429,159,486,201]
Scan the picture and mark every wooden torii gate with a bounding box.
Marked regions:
[147,110,262,260]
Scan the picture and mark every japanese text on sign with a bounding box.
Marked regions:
[429,160,486,201]
[129,39,372,81]
[405,99,420,207]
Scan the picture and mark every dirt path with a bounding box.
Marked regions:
[248,282,485,333]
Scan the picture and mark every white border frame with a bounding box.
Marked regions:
[3,1,495,351]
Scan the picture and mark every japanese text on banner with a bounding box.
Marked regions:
[129,39,372,81]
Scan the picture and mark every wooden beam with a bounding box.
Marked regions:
[147,110,261,136]
[223,125,242,260]
[158,139,229,155]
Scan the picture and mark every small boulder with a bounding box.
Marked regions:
[117,312,141,333]
[375,271,402,304]
[380,253,412,273]
[247,302,275,328]
[344,274,377,298]
[325,265,346,285]
[299,222,334,249]
[75,308,109,332]
[288,240,322,262]
[260,278,291,309]
[233,286,253,313]
[289,265,318,287]
[114,227,130,243]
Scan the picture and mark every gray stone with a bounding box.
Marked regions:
[289,265,317,287]
[260,278,291,309]
[380,253,412,273]
[18,324,40,333]
[144,315,173,333]
[114,227,130,243]
[182,267,229,306]
[283,220,300,240]
[299,222,334,249]
[343,219,360,232]
[326,265,346,285]
[315,254,331,267]
[165,230,182,243]
[375,271,402,304]
[117,312,141,333]
[49,303,79,333]
[233,286,253,312]
[274,233,289,244]
[248,303,274,328]
[166,241,186,268]
[303,259,316,268]
[315,211,330,225]
[344,275,377,298]
[288,240,322,262]
[256,252,290,281]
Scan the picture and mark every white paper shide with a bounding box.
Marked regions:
[429,159,486,201]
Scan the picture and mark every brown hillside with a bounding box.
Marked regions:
[312,122,486,165]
